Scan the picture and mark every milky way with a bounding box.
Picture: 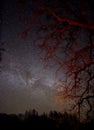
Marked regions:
[0,0,64,114]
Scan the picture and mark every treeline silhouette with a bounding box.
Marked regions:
[0,109,94,130]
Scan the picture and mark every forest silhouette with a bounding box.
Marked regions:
[0,109,94,130]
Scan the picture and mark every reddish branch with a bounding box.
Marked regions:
[35,0,94,30]
[50,10,94,30]
[20,0,94,39]
[18,0,94,120]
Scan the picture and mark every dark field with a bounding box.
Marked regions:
[0,110,94,130]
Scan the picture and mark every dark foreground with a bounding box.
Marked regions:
[0,110,94,130]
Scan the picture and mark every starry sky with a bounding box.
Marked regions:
[0,0,64,114]
[0,0,94,119]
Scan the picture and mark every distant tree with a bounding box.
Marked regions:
[24,109,38,119]
[31,109,38,117]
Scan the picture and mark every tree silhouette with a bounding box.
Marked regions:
[0,111,94,130]
[18,0,94,120]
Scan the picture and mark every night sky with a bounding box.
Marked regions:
[0,0,94,120]
[0,0,63,114]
